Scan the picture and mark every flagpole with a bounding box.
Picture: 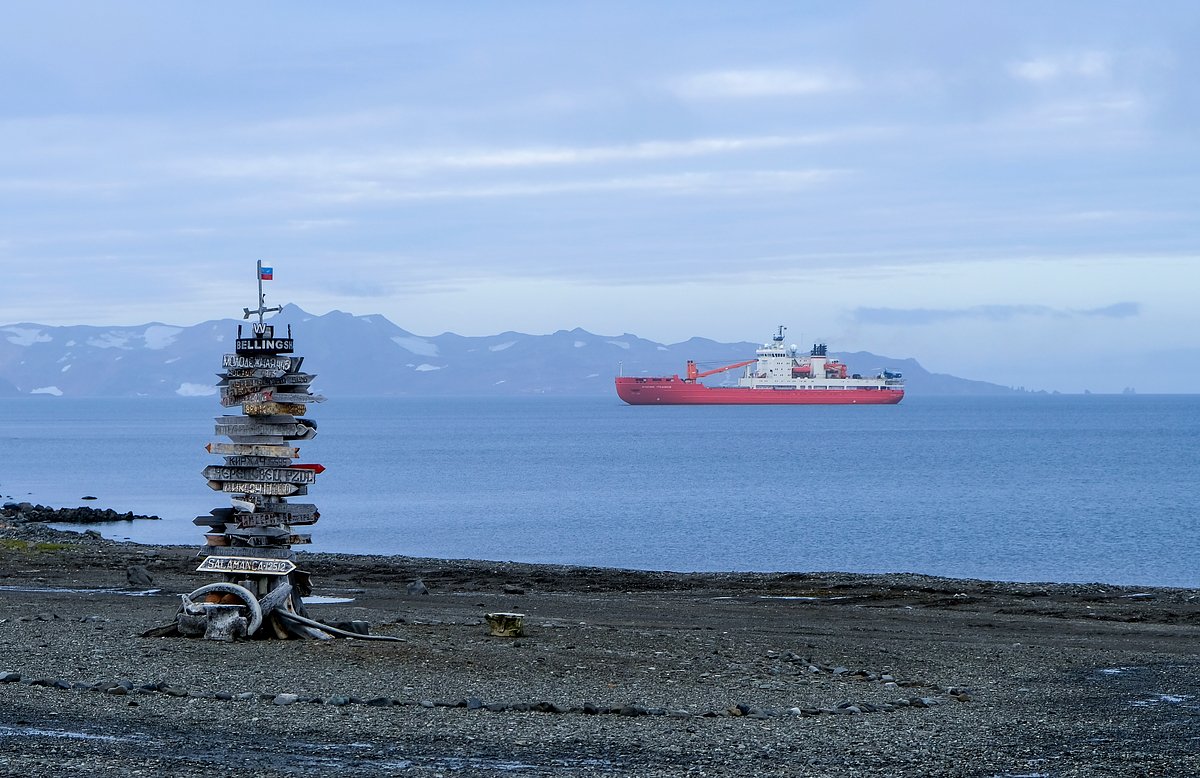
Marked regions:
[256,259,265,327]
[243,260,281,329]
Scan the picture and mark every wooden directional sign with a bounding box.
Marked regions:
[263,391,323,404]
[196,556,297,576]
[239,499,318,513]
[222,367,287,379]
[222,354,294,371]
[213,420,316,439]
[240,533,312,547]
[215,413,298,424]
[223,455,293,467]
[235,337,294,354]
[224,390,323,408]
[220,372,314,389]
[220,376,313,400]
[208,480,304,496]
[290,463,325,474]
[207,442,300,457]
[203,465,318,484]
[243,401,307,417]
[236,510,319,528]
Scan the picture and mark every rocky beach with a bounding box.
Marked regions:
[2,510,1200,777]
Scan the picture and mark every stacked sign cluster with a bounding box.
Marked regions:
[193,323,325,634]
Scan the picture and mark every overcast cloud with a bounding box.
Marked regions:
[1,1,1197,392]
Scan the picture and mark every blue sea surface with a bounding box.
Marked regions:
[1,395,1197,587]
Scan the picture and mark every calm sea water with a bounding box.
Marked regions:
[1,395,1197,587]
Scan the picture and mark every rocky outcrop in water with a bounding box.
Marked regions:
[0,501,160,523]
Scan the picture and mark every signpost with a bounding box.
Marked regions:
[184,260,332,640]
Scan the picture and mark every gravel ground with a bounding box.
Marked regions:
[2,522,1200,777]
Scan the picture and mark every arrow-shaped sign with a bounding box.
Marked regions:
[207,442,301,457]
[243,401,308,417]
[197,556,297,576]
[208,480,305,496]
[203,465,317,484]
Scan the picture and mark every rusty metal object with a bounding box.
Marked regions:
[485,612,526,637]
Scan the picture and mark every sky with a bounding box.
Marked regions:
[2,1,1197,392]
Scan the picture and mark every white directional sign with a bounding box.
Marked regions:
[196,556,297,576]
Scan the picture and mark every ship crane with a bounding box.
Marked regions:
[685,359,756,382]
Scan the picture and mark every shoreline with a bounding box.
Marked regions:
[3,518,1200,775]
[7,501,1195,591]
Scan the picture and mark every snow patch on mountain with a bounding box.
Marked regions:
[143,325,183,350]
[3,327,51,346]
[392,336,439,356]
[488,341,517,352]
[88,332,132,349]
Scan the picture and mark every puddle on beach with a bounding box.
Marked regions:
[1131,693,1193,708]
[711,595,852,602]
[0,725,146,743]
[1,585,348,603]
[290,741,612,773]
[1092,665,1200,714]
[0,585,160,597]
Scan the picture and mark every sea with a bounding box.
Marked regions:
[1,395,1197,587]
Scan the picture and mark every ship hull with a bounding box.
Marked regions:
[615,377,904,405]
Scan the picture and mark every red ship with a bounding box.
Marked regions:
[615,327,904,405]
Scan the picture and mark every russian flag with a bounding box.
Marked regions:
[259,266,273,281]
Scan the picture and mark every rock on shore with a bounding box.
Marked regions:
[1,501,159,524]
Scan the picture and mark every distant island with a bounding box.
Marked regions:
[0,304,1022,398]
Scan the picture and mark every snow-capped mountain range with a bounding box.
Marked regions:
[0,304,1015,398]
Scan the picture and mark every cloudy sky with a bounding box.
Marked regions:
[2,2,1197,392]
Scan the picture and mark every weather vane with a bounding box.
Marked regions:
[243,260,282,333]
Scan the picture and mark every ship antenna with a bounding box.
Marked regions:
[774,325,786,343]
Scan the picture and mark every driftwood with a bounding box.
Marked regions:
[200,604,248,642]
[184,583,263,635]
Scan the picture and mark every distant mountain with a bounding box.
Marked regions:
[0,305,1019,398]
